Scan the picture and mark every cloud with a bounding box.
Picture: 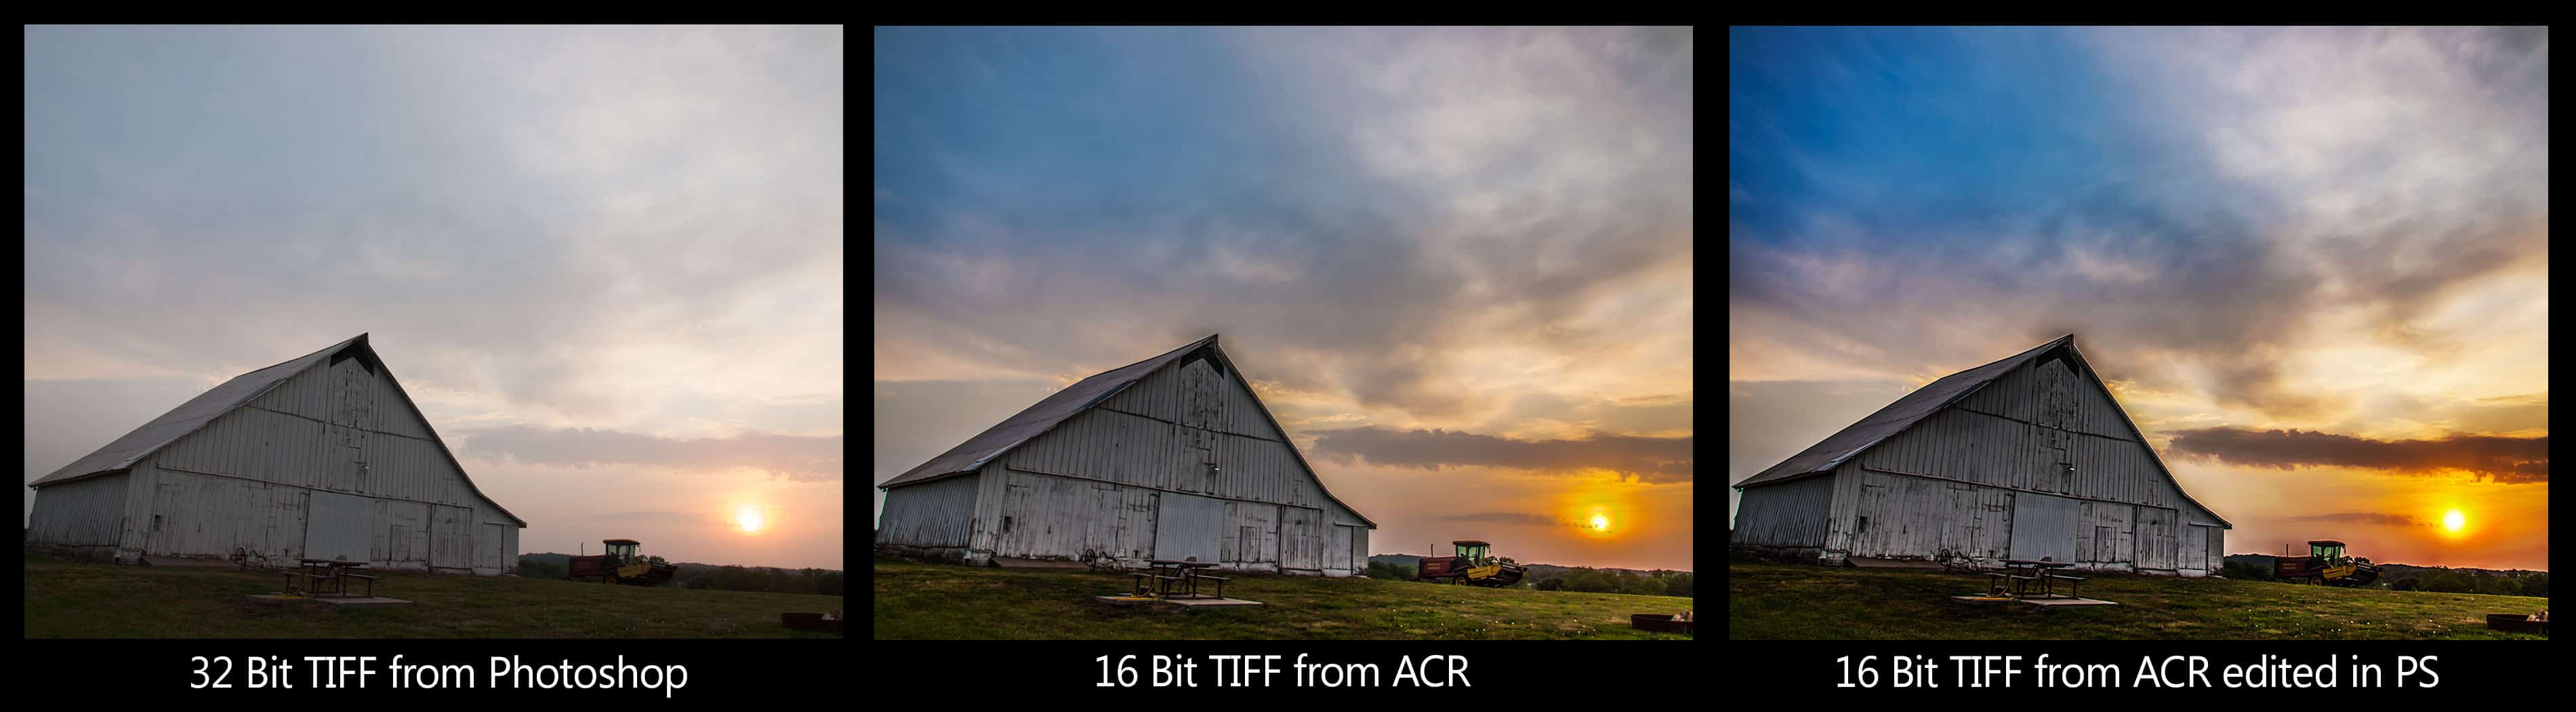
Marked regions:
[23,26,845,431]
[459,425,843,482]
[1308,426,1691,482]
[1727,27,2547,424]
[1435,512,1559,526]
[2282,512,2425,527]
[2166,427,2546,483]
[872,27,1693,424]
[558,511,718,525]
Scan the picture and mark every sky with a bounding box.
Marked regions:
[1729,27,2548,571]
[22,25,846,570]
[874,27,1695,572]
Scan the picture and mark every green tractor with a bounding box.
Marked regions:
[2273,539,2380,587]
[1414,540,1528,587]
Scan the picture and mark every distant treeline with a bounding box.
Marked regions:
[2217,555,2546,597]
[518,554,844,595]
[1362,558,1694,597]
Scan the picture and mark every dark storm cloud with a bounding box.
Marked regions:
[2283,512,2425,527]
[459,425,843,482]
[1309,427,1692,482]
[2167,427,2546,483]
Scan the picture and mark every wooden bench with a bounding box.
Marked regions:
[2047,574,2086,599]
[283,571,342,596]
[2006,574,2040,597]
[342,574,378,597]
[1191,574,1231,599]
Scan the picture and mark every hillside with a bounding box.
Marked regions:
[23,553,844,638]
[2222,554,2546,580]
[1366,555,1689,578]
[520,552,840,582]
[1730,559,2548,640]
[874,557,1696,639]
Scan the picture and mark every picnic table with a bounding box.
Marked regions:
[1134,559,1224,599]
[288,559,375,598]
[1990,559,2082,599]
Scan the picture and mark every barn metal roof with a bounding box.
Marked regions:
[28,333,528,528]
[878,334,1378,528]
[1732,333,2231,528]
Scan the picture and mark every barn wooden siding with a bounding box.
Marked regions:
[873,471,983,559]
[899,355,1367,576]
[133,359,516,573]
[1770,354,2222,576]
[25,471,128,554]
[28,336,525,575]
[1728,472,1835,553]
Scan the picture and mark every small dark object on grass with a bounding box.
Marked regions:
[783,612,844,634]
[1631,613,1694,633]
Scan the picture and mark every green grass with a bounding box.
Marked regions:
[872,556,1695,639]
[1730,559,2548,640]
[24,553,844,638]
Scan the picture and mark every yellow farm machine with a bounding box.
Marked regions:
[1414,540,1527,587]
[566,538,679,586]
[2274,539,2379,587]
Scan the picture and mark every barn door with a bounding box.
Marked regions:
[478,523,507,570]
[995,477,1034,557]
[1280,508,1320,570]
[2008,492,2078,563]
[2135,508,2178,570]
[1152,492,1223,564]
[1852,479,1888,556]
[428,505,470,570]
[305,490,372,562]
[2031,362,2076,494]
[333,360,375,493]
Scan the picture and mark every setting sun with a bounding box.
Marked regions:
[1590,513,1610,532]
[2443,509,2466,532]
[736,505,766,534]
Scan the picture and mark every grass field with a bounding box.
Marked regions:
[872,556,1695,639]
[23,553,844,638]
[1730,559,2548,640]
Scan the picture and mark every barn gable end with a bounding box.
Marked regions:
[26,334,526,574]
[878,334,1374,576]
[1732,335,2230,576]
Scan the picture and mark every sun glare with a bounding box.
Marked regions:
[736,505,767,534]
[1590,513,1610,532]
[2442,509,2465,532]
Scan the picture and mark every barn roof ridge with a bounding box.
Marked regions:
[1731,333,2232,528]
[876,334,1378,529]
[28,334,528,528]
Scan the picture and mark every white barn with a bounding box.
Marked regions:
[876,334,1377,576]
[26,334,527,574]
[1732,335,2231,576]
